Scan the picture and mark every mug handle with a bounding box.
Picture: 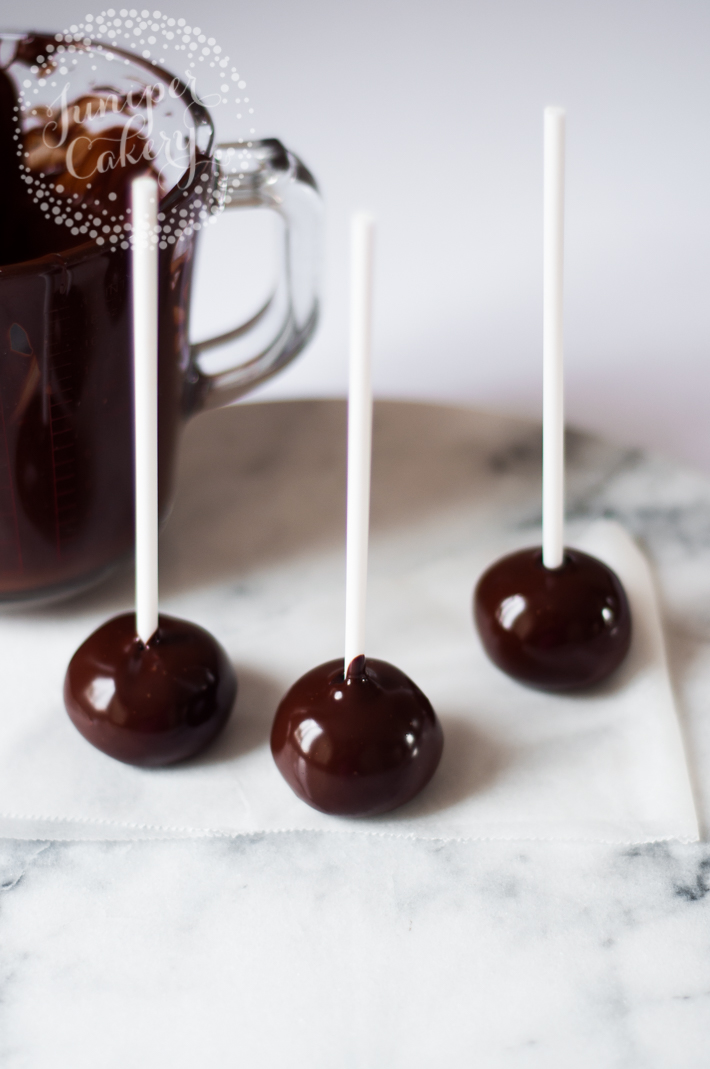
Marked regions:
[184,138,322,414]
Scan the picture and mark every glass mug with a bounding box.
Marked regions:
[0,32,320,603]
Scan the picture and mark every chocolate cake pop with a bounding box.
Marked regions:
[64,176,236,765]
[271,215,443,815]
[473,109,632,691]
[272,656,442,817]
[65,612,236,767]
[474,547,631,692]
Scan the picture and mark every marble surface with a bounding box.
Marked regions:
[1,835,710,1067]
[3,400,710,1066]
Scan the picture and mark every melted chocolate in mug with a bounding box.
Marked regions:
[0,41,209,600]
[474,547,632,691]
[271,657,444,817]
[64,612,237,766]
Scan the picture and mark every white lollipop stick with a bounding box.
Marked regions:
[344,213,375,676]
[542,106,566,570]
[131,175,159,644]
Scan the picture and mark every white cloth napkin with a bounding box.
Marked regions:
[0,401,698,843]
[0,513,697,843]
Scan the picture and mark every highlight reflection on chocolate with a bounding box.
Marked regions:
[271,657,444,817]
[474,547,632,691]
[64,612,236,766]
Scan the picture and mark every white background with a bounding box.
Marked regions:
[9,0,710,468]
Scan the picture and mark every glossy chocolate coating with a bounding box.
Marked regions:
[474,547,632,691]
[271,656,444,817]
[64,612,236,766]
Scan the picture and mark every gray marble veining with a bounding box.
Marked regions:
[1,835,710,1068]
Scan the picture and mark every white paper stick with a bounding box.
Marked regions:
[131,175,159,644]
[542,106,566,570]
[344,214,375,676]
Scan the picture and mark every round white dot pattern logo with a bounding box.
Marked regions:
[12,10,255,250]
